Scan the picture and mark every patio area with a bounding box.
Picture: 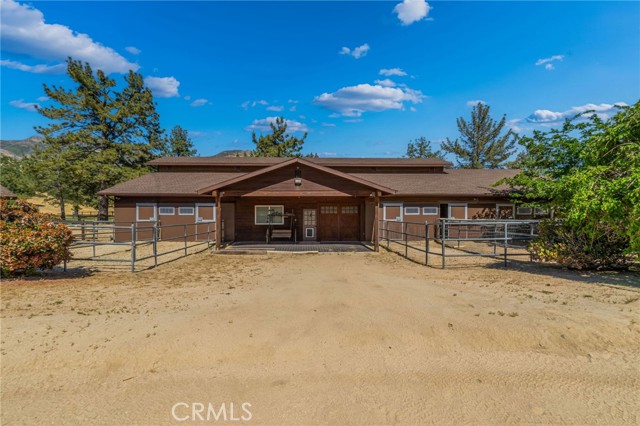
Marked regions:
[222,241,373,253]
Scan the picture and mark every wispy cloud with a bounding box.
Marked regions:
[466,99,486,107]
[393,0,431,25]
[1,0,138,74]
[241,99,269,110]
[321,122,336,127]
[144,76,180,98]
[374,79,397,87]
[266,105,284,112]
[535,54,564,71]
[339,43,370,59]
[190,98,209,107]
[379,68,407,77]
[526,102,627,124]
[9,99,39,112]
[314,83,425,117]
[245,117,308,133]
[0,59,65,74]
[125,46,141,55]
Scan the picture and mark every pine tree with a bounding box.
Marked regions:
[441,103,516,168]
[252,117,307,157]
[35,58,165,220]
[165,125,197,157]
[405,137,444,159]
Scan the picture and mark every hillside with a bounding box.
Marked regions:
[0,136,42,158]
[213,149,253,157]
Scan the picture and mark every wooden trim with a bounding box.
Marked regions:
[215,192,222,249]
[196,158,396,195]
[373,192,380,252]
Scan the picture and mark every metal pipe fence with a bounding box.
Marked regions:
[378,219,539,268]
[62,220,218,272]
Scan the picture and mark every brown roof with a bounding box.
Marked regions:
[98,172,244,196]
[148,156,452,167]
[0,184,17,198]
[352,169,519,196]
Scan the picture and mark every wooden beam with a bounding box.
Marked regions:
[373,191,380,252]
[215,191,222,249]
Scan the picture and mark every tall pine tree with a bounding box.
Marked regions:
[442,103,516,169]
[252,117,307,157]
[35,58,165,220]
[405,137,444,159]
[165,125,197,157]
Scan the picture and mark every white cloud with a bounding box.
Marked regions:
[37,96,49,102]
[242,99,269,110]
[339,43,370,59]
[393,0,431,25]
[466,99,486,107]
[125,46,141,55]
[374,79,397,87]
[379,68,407,77]
[314,83,425,117]
[535,54,564,71]
[289,105,297,112]
[321,122,336,127]
[266,105,284,112]
[344,119,363,123]
[9,99,39,112]
[526,102,628,124]
[245,117,309,133]
[0,59,65,74]
[190,98,209,107]
[409,106,417,112]
[144,76,180,98]
[0,0,138,74]
[288,99,298,104]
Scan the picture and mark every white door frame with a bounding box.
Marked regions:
[382,203,403,221]
[447,203,468,219]
[195,203,216,223]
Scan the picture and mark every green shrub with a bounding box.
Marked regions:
[529,220,634,270]
[1,199,73,276]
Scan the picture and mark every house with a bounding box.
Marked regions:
[0,184,17,199]
[99,157,523,248]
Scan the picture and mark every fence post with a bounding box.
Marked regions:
[153,222,158,268]
[425,222,429,266]
[403,222,408,258]
[184,224,188,256]
[441,219,446,269]
[503,222,508,267]
[386,220,390,249]
[131,224,136,272]
[207,222,211,247]
[92,222,96,258]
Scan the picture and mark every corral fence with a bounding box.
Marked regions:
[378,219,539,268]
[61,220,220,272]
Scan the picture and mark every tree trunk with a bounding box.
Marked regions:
[98,194,109,221]
[59,194,66,220]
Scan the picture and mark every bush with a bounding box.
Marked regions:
[1,199,73,276]
[529,220,634,270]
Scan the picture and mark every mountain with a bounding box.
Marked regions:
[213,149,254,157]
[0,136,43,158]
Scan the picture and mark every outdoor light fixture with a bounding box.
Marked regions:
[294,167,302,186]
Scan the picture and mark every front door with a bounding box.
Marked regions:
[303,208,317,241]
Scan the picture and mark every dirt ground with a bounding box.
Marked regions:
[1,251,639,425]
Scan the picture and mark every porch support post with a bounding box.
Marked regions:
[373,191,380,252]
[214,191,223,250]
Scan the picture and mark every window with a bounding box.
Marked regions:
[517,206,532,215]
[305,228,315,238]
[255,205,284,225]
[320,206,337,214]
[158,207,175,216]
[404,206,420,215]
[342,206,358,214]
[303,210,316,226]
[422,206,438,215]
[534,207,549,216]
[178,207,195,216]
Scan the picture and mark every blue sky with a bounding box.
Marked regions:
[1,0,638,159]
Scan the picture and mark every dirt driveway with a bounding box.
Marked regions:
[1,251,639,425]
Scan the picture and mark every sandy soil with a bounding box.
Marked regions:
[1,251,639,425]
